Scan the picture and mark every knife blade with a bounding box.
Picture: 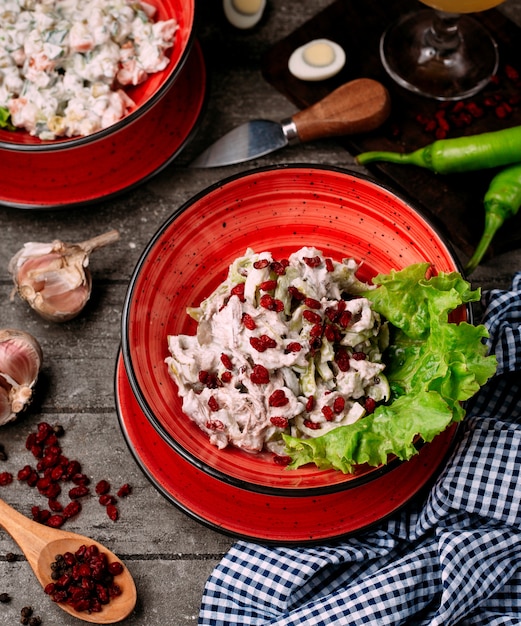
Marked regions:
[189,78,391,168]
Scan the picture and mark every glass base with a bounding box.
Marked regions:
[380,10,499,100]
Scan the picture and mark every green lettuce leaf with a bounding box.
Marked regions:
[0,108,15,131]
[283,264,497,473]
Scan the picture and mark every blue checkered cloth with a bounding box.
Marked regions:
[199,272,521,626]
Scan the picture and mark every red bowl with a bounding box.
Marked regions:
[0,0,195,152]
[121,165,467,496]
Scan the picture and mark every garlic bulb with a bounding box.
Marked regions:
[8,230,120,323]
[0,329,43,426]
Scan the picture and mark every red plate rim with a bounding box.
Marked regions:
[115,351,460,544]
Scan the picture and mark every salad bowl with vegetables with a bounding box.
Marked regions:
[0,0,195,151]
[122,164,496,496]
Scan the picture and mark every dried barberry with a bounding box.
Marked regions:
[63,500,81,519]
[45,545,125,613]
[324,324,339,342]
[46,514,65,528]
[333,396,345,414]
[208,396,220,412]
[259,294,284,312]
[321,405,335,421]
[116,483,131,498]
[12,422,130,528]
[68,485,89,499]
[106,504,119,522]
[273,455,292,466]
[259,279,277,291]
[250,335,277,352]
[270,260,288,275]
[95,480,111,496]
[99,494,117,506]
[270,416,289,428]
[221,371,232,383]
[303,256,321,268]
[288,285,305,301]
[304,297,321,310]
[250,364,269,384]
[241,313,257,330]
[268,390,289,408]
[338,311,352,328]
[302,310,321,325]
[249,337,267,352]
[335,347,350,372]
[0,471,13,486]
[220,353,233,370]
[364,398,377,414]
[230,283,245,302]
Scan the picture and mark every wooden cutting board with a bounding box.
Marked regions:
[261,0,521,259]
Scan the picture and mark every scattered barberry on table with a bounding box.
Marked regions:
[411,64,521,140]
[95,480,110,495]
[6,421,132,526]
[0,471,13,486]
[116,483,131,498]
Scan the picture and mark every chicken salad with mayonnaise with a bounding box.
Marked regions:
[166,247,390,458]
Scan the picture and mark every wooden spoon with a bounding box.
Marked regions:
[0,498,137,623]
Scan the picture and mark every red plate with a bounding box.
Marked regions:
[122,165,467,495]
[0,41,205,209]
[116,352,458,544]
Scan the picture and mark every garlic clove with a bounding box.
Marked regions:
[0,387,12,425]
[0,329,43,426]
[8,229,120,323]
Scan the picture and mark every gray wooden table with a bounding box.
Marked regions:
[1,1,521,624]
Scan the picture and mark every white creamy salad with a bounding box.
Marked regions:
[166,247,391,458]
[0,0,177,139]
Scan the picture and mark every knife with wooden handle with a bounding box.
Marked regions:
[189,78,391,168]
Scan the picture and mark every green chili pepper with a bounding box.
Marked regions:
[356,125,521,174]
[465,162,521,274]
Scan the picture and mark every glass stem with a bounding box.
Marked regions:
[425,11,462,53]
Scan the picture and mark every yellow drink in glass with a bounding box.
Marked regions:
[420,0,504,12]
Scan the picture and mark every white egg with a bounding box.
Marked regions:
[288,39,346,81]
[223,0,266,29]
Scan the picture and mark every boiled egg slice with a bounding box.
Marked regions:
[288,39,346,81]
[223,0,266,29]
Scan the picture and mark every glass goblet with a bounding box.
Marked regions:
[380,0,504,100]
